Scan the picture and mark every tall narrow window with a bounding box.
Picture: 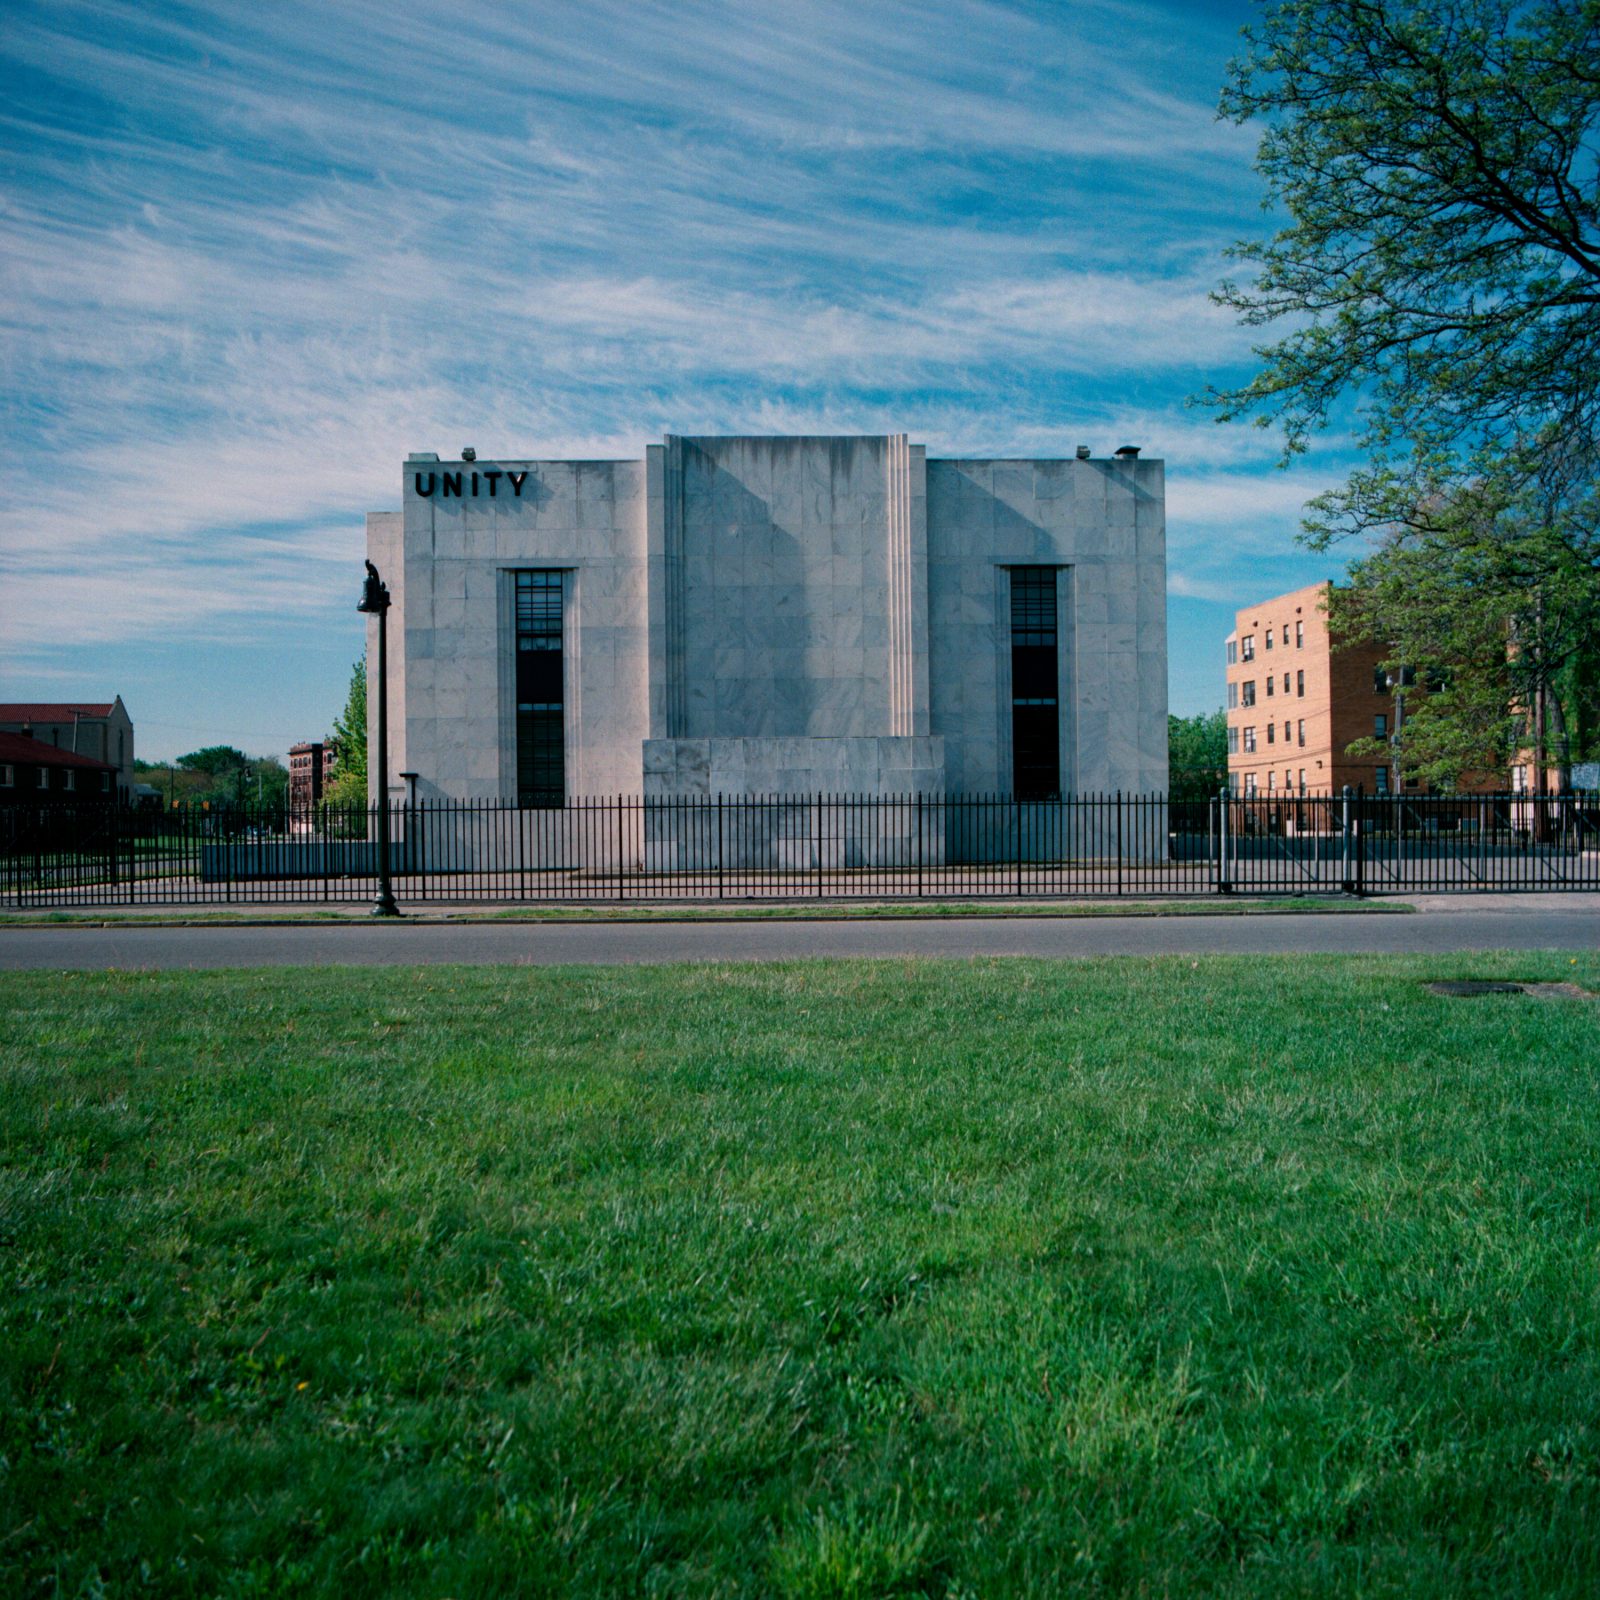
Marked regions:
[514,570,565,806]
[1010,568,1060,799]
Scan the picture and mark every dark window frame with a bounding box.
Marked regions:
[1009,568,1061,800]
[514,570,566,807]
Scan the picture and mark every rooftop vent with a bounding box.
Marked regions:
[1114,445,1141,459]
[461,447,477,462]
[407,452,439,462]
[1075,445,1091,460]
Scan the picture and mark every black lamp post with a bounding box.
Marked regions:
[357,560,401,917]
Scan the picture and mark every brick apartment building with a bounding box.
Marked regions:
[288,741,337,810]
[1224,582,1403,798]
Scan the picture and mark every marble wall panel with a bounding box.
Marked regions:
[384,445,1163,801]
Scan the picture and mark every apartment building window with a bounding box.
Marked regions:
[1227,682,1238,709]
[62,770,75,792]
[1297,719,1305,747]
[1226,640,1237,665]
[1010,567,1061,799]
[1244,773,1257,796]
[1241,680,1256,707]
[1375,767,1389,793]
[1227,726,1239,754]
[1375,713,1387,737]
[1298,768,1306,789]
[514,570,566,807]
[1267,771,1276,792]
[1265,629,1274,651]
[1266,676,1275,698]
[1282,673,1290,695]
[1267,723,1276,745]
[1295,620,1304,647]
[1296,670,1305,697]
[1244,726,1256,753]
[35,768,49,789]
[0,764,11,787]
[1241,634,1255,660]
[1282,625,1289,646]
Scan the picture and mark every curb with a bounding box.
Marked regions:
[0,900,1414,929]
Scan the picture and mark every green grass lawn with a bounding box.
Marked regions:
[3,954,1598,1597]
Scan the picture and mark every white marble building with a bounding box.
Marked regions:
[365,435,1167,811]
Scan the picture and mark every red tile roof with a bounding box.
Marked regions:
[0,730,116,770]
[0,703,116,722]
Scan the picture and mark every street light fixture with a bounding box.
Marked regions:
[1384,669,1407,797]
[357,559,401,917]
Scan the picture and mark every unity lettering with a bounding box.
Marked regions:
[413,470,529,498]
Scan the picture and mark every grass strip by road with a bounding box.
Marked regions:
[3,952,1597,1596]
[0,894,1407,927]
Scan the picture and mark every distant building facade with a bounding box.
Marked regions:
[0,699,134,797]
[1224,582,1397,798]
[366,435,1169,810]
[288,741,336,810]
[0,729,117,803]
[1222,581,1520,798]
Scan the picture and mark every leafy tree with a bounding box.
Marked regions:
[164,747,291,809]
[248,757,290,810]
[1168,710,1229,802]
[176,745,251,777]
[323,658,370,813]
[1212,0,1600,784]
[1210,0,1600,538]
[1333,474,1600,786]
[329,659,367,780]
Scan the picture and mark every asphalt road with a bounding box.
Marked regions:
[2,901,1597,970]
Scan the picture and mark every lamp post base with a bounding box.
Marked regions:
[371,893,402,918]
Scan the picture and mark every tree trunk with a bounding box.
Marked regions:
[1533,682,1550,842]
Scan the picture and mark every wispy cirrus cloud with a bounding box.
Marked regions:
[0,0,1328,747]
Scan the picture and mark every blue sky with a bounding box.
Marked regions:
[2,0,1353,764]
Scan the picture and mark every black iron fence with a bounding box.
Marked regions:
[4,790,1598,907]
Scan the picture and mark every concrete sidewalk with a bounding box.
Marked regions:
[3,890,1598,926]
